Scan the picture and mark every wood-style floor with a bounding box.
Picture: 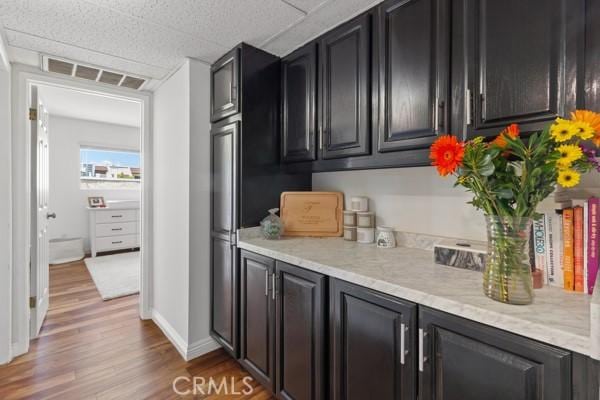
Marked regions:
[0,259,272,400]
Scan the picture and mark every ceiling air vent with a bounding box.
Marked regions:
[41,55,147,91]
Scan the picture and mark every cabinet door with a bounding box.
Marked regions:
[210,121,238,237]
[378,0,449,152]
[320,13,371,159]
[240,250,276,391]
[419,307,572,400]
[210,237,238,357]
[275,261,326,400]
[465,0,578,138]
[282,44,318,163]
[330,279,417,400]
[211,48,239,122]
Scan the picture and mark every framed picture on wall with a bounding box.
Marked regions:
[88,196,106,208]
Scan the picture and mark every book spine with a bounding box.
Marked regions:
[574,206,585,292]
[563,208,574,291]
[544,213,556,286]
[532,217,547,276]
[554,212,564,288]
[588,198,599,294]
[584,202,589,294]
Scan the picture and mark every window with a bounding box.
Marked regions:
[80,147,141,189]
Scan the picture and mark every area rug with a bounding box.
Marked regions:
[84,252,140,300]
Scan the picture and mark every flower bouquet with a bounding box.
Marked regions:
[430,110,600,304]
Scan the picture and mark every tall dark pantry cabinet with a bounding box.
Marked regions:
[209,44,312,357]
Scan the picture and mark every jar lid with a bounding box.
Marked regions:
[356,211,374,216]
[356,227,375,232]
[377,226,393,231]
[343,225,357,229]
[343,210,357,214]
[351,196,368,200]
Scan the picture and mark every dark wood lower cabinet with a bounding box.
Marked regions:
[239,250,276,391]
[275,261,327,400]
[330,279,417,400]
[419,307,572,400]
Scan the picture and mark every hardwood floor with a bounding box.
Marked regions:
[0,259,272,400]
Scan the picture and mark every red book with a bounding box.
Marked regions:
[563,208,574,291]
[574,206,585,292]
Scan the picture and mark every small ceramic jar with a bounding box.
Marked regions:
[350,196,369,212]
[376,226,396,248]
[356,227,375,243]
[343,226,357,241]
[343,210,357,226]
[356,211,375,228]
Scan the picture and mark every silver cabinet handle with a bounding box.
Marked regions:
[466,89,472,126]
[264,270,269,297]
[419,328,428,372]
[319,127,323,150]
[272,273,276,300]
[400,322,406,365]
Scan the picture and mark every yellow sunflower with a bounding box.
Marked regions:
[550,118,578,142]
[557,169,581,188]
[556,144,583,165]
[556,159,572,170]
[571,110,600,146]
[571,121,595,140]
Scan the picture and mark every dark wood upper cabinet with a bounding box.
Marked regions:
[419,307,572,400]
[584,0,600,111]
[240,250,276,391]
[282,44,318,163]
[465,0,581,138]
[320,13,372,160]
[378,0,450,152]
[275,261,326,400]
[210,121,238,238]
[330,279,417,400]
[211,48,240,122]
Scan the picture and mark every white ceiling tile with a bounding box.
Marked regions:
[283,0,332,14]
[263,0,382,56]
[90,0,306,49]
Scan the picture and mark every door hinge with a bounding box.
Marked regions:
[29,108,37,121]
[29,296,36,308]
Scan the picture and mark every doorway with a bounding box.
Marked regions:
[10,67,152,357]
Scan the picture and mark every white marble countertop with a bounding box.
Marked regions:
[238,228,597,359]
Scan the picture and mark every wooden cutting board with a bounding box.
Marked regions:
[280,191,344,237]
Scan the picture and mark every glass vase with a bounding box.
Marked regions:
[483,216,534,305]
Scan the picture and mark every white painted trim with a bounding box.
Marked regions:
[0,28,10,72]
[152,309,220,361]
[9,63,153,361]
[186,337,221,361]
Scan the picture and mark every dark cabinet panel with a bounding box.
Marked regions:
[584,0,600,110]
[419,307,572,400]
[211,48,239,122]
[282,44,318,163]
[210,237,238,356]
[275,261,326,400]
[378,0,449,152]
[465,0,579,138]
[240,250,276,391]
[210,121,238,237]
[330,279,417,400]
[320,13,371,159]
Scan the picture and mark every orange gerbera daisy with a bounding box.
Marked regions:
[570,110,600,146]
[491,123,520,148]
[430,135,464,176]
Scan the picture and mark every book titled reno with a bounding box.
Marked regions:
[588,197,599,294]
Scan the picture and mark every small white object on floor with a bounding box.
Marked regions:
[85,251,140,300]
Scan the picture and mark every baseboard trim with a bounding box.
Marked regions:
[9,339,28,362]
[151,309,221,361]
[186,337,221,361]
[152,309,188,360]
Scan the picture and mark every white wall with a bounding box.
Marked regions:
[152,58,216,358]
[0,39,12,364]
[48,116,140,252]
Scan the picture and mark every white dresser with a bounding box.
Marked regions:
[89,204,140,257]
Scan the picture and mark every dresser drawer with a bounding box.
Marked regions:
[96,222,138,237]
[96,234,139,251]
[95,209,138,223]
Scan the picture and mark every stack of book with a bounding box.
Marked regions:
[534,196,600,294]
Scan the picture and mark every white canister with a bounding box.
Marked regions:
[356,227,375,244]
[376,226,396,248]
[343,210,357,226]
[343,226,357,241]
[350,196,369,212]
[356,211,375,228]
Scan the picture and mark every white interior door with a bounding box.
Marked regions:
[30,86,51,337]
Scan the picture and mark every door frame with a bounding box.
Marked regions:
[9,64,153,360]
